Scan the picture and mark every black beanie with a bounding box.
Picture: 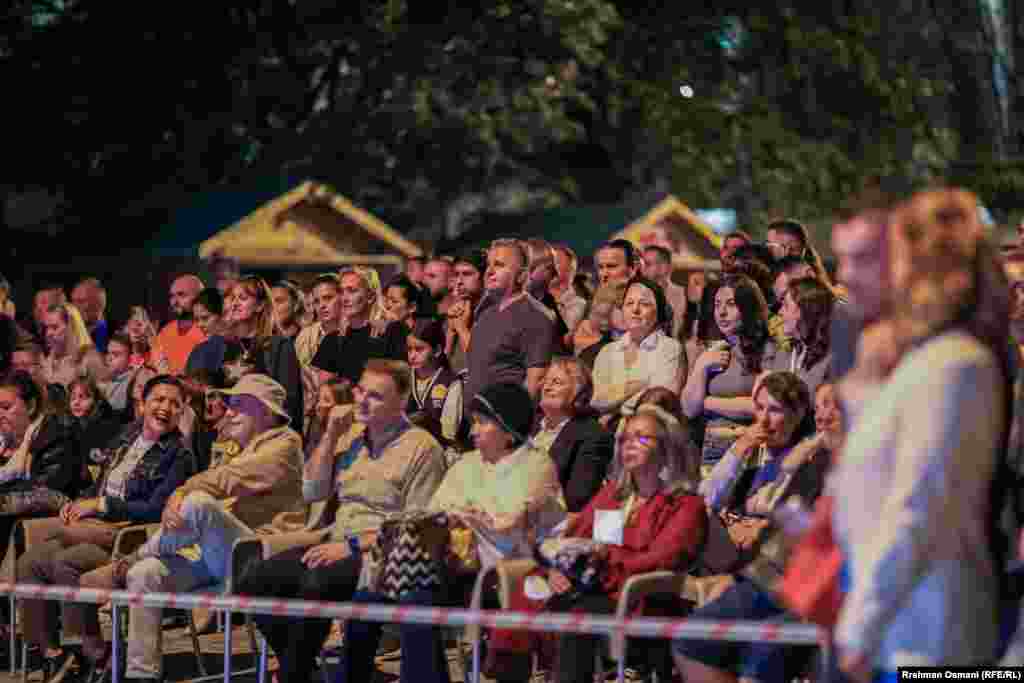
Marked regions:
[471,382,535,445]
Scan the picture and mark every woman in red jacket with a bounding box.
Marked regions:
[500,403,707,683]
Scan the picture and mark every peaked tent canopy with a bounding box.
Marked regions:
[612,196,721,270]
[144,178,423,267]
[198,181,423,267]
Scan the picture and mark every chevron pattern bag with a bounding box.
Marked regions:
[371,511,451,600]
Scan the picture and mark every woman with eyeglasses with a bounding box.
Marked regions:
[492,404,705,683]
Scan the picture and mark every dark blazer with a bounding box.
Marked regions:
[545,415,614,513]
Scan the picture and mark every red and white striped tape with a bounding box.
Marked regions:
[0,582,820,645]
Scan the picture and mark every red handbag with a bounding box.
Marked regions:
[778,495,844,630]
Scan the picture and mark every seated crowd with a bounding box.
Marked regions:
[0,183,1021,683]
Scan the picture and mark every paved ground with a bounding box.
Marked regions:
[0,613,477,683]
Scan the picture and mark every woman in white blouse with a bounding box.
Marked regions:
[590,277,684,421]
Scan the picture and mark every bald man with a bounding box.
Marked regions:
[72,277,109,352]
[153,274,207,374]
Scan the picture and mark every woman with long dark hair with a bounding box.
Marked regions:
[683,278,724,373]
[769,276,834,397]
[682,274,788,475]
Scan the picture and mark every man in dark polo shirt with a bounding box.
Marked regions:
[310,269,405,384]
[465,238,557,404]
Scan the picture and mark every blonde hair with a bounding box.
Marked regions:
[613,404,699,498]
[889,188,1009,354]
[124,306,158,354]
[46,303,94,361]
[339,267,386,321]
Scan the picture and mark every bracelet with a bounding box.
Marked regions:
[346,535,361,557]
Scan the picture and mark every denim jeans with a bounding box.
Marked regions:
[124,491,254,679]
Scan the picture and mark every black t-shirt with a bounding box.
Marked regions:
[311,322,406,384]
[222,338,270,386]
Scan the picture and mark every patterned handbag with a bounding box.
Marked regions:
[369,511,452,600]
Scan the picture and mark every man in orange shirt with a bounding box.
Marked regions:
[153,275,207,375]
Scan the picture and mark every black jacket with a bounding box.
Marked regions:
[544,415,614,513]
[75,400,123,460]
[10,413,82,499]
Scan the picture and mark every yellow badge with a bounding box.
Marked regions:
[176,544,202,562]
[430,384,448,401]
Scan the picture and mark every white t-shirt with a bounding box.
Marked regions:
[103,435,155,500]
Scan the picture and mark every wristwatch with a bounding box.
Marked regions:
[345,535,361,557]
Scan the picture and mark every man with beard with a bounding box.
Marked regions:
[83,374,304,683]
[310,269,405,385]
[152,275,206,376]
[445,249,488,375]
[466,238,557,403]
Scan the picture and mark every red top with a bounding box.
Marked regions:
[567,480,707,600]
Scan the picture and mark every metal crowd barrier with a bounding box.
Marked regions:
[0,582,823,683]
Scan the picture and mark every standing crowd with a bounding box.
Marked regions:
[0,181,1020,683]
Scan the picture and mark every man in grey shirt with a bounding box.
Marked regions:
[466,238,558,404]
